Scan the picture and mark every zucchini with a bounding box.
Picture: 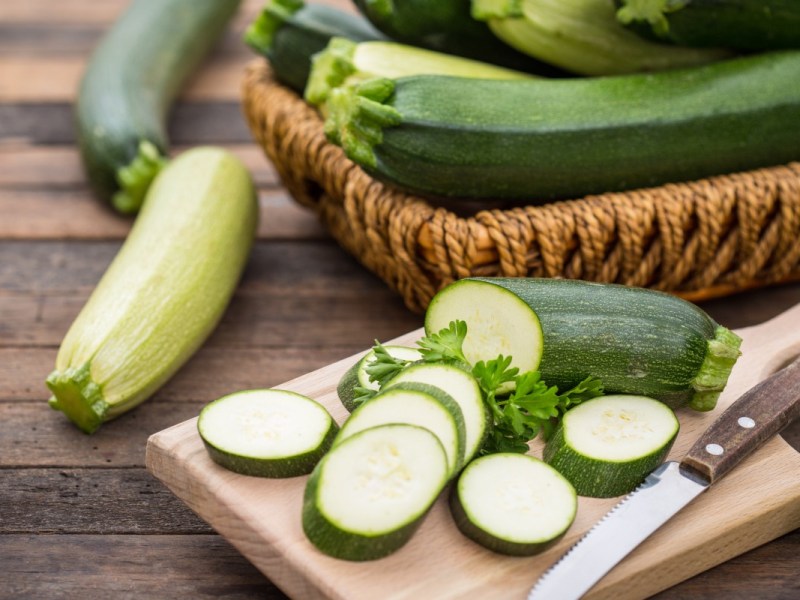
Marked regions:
[198,389,337,478]
[47,148,258,433]
[425,278,742,411]
[543,394,679,497]
[337,345,422,412]
[351,0,559,74]
[471,0,729,76]
[245,0,384,94]
[616,0,800,50]
[450,453,577,555]
[303,423,449,561]
[335,382,466,475]
[305,36,531,107]
[76,0,242,214]
[386,363,488,463]
[325,51,800,201]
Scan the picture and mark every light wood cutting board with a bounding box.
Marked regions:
[146,304,800,600]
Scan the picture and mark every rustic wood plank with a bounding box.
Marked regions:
[0,189,326,241]
[0,143,278,188]
[0,534,286,599]
[0,468,209,533]
[0,102,253,144]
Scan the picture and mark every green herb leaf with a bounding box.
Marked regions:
[417,320,469,364]
[351,385,376,408]
[364,341,412,388]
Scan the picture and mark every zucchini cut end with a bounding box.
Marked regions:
[112,140,168,215]
[243,0,305,55]
[305,37,358,106]
[46,362,108,434]
[689,326,743,412]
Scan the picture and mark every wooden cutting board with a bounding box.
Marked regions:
[146,305,800,600]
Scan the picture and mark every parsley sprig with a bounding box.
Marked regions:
[353,319,604,453]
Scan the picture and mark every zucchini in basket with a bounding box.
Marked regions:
[47,148,258,434]
[616,0,800,51]
[76,0,242,214]
[325,51,800,201]
[245,0,385,94]
[471,0,730,76]
[425,278,742,411]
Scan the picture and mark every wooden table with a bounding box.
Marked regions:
[1,1,797,597]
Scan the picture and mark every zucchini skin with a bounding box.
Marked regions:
[328,51,800,201]
[351,0,563,75]
[47,148,258,433]
[246,0,385,94]
[76,0,241,214]
[616,0,800,50]
[454,278,741,410]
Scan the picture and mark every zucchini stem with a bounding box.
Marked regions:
[47,362,108,434]
[690,326,743,412]
[616,0,689,37]
[243,0,304,55]
[112,141,167,214]
[472,0,524,20]
[325,78,401,168]
[305,37,358,105]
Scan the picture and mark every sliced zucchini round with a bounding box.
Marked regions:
[424,278,544,375]
[543,394,680,497]
[303,423,449,561]
[337,345,422,412]
[197,389,337,478]
[450,453,577,556]
[386,362,488,462]
[335,382,466,476]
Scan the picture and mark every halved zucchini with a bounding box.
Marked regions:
[197,389,337,478]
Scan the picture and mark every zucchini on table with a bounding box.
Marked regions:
[198,389,337,478]
[616,0,800,50]
[305,36,531,107]
[47,148,258,433]
[76,0,242,214]
[351,0,559,74]
[543,395,680,497]
[245,0,384,94]
[325,51,800,201]
[425,278,742,411]
[471,0,730,76]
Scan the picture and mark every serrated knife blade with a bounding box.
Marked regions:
[528,354,800,600]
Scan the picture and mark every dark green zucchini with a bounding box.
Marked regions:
[425,278,742,411]
[351,0,563,75]
[325,51,800,201]
[616,0,800,50]
[245,0,384,94]
[76,0,242,214]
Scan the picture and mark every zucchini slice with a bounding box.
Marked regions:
[303,423,449,561]
[198,389,337,478]
[337,345,422,412]
[450,453,577,556]
[543,394,679,497]
[386,363,488,463]
[426,278,742,411]
[335,382,466,476]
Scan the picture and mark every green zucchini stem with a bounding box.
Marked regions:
[305,37,358,106]
[472,0,524,20]
[112,141,167,214]
[689,326,743,412]
[47,362,108,434]
[243,0,304,55]
[325,78,401,168]
[616,0,689,37]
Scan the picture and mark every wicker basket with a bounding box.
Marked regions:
[242,61,800,313]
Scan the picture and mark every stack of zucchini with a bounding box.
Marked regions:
[247,0,800,203]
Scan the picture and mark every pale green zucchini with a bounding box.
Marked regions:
[47,147,258,433]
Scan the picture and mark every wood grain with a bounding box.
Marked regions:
[147,307,800,600]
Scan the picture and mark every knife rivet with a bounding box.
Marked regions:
[706,443,724,456]
[738,417,755,429]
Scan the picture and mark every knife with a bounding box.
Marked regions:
[528,354,800,600]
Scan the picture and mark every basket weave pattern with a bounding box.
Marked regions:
[243,61,800,313]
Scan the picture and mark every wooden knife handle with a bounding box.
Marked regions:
[681,355,800,484]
